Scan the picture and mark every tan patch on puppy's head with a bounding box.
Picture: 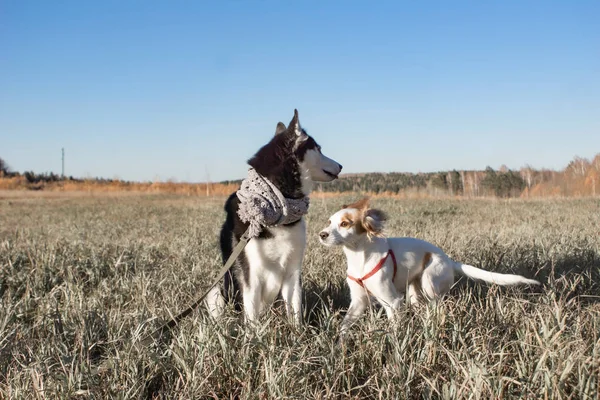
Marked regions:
[341,197,387,239]
[342,197,370,211]
[339,210,365,233]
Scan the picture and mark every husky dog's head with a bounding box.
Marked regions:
[248,110,342,197]
[319,198,387,248]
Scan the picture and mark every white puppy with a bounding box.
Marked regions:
[318,198,540,334]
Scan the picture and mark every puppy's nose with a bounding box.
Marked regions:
[338,163,343,171]
[319,231,329,240]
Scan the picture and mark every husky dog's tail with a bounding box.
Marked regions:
[453,262,540,286]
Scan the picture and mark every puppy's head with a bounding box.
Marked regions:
[319,198,387,247]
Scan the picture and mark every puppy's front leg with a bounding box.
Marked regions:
[370,280,404,321]
[340,299,368,339]
[340,282,369,337]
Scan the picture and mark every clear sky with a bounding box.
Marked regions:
[1,1,598,182]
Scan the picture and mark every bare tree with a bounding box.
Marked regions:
[567,156,589,177]
[592,153,600,171]
[447,172,453,196]
[520,165,535,196]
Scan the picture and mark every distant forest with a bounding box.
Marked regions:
[1,153,599,198]
[224,153,600,198]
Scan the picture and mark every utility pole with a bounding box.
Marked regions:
[205,165,210,197]
[61,148,65,178]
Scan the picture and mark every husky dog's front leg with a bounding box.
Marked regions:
[242,276,264,323]
[281,222,306,326]
[281,269,302,325]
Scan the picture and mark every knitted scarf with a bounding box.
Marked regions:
[236,168,310,238]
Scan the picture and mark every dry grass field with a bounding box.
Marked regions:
[1,191,599,399]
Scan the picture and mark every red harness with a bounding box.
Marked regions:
[347,250,397,289]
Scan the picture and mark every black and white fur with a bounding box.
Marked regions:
[206,110,342,324]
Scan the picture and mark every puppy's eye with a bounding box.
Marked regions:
[340,221,350,228]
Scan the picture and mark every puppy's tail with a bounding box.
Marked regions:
[453,262,540,286]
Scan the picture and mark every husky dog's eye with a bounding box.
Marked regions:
[340,221,350,228]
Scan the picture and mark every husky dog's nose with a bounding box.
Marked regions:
[338,163,343,171]
[319,231,329,240]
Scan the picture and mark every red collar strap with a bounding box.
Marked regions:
[348,249,397,288]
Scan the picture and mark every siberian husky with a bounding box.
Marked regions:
[207,110,342,324]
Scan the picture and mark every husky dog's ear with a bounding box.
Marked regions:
[275,122,287,135]
[288,109,302,136]
[363,208,387,238]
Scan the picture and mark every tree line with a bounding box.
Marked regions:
[318,167,527,198]
[217,153,600,198]
[2,153,599,198]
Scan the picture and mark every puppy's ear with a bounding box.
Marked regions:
[363,208,387,238]
[275,122,287,135]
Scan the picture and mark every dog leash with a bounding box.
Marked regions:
[137,227,252,348]
[91,228,251,376]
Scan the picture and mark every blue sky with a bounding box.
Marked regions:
[1,1,598,182]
